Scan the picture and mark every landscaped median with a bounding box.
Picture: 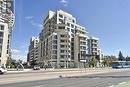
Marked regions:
[112,81,130,87]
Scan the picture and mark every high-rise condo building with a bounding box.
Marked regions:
[27,10,101,68]
[0,0,15,66]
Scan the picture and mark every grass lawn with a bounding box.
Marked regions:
[113,81,130,87]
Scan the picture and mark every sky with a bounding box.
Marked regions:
[11,0,130,62]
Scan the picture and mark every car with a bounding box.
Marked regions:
[33,65,40,70]
[0,66,7,74]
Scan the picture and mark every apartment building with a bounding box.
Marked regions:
[27,10,101,68]
[27,37,41,66]
[0,0,15,66]
[88,36,99,55]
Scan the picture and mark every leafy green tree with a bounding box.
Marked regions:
[17,59,23,64]
[101,58,107,66]
[89,56,97,67]
[6,57,13,68]
[118,51,125,61]
[101,55,117,67]
[126,56,130,61]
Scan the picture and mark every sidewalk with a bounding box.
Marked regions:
[7,67,130,73]
[0,68,130,85]
[7,67,112,73]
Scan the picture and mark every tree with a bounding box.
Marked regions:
[101,58,108,67]
[118,51,125,61]
[6,57,13,68]
[17,59,23,64]
[101,55,117,67]
[6,57,18,68]
[126,56,130,61]
[89,56,97,67]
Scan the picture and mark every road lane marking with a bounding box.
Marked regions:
[119,82,127,85]
[109,86,113,87]
[34,85,44,87]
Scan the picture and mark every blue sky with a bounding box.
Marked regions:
[11,0,130,61]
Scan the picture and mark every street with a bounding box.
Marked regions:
[0,69,130,87]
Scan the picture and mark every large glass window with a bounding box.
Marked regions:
[53,45,57,49]
[52,55,57,59]
[67,28,70,31]
[71,29,74,33]
[60,45,65,48]
[71,24,74,28]
[60,55,64,58]
[53,35,57,39]
[61,50,64,53]
[52,50,57,54]
[0,33,3,57]
[67,23,70,26]
[59,19,64,24]
[60,35,65,37]
[58,26,65,29]
[0,32,3,38]
[59,14,63,18]
[53,40,57,44]
[0,25,4,30]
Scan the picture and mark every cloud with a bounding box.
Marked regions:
[30,20,42,28]
[12,54,27,62]
[25,16,42,28]
[59,0,68,6]
[11,49,21,53]
[25,50,28,54]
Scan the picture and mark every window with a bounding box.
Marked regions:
[71,38,74,41]
[53,40,57,44]
[52,50,57,54]
[59,19,64,24]
[60,45,65,48]
[59,14,63,18]
[0,32,3,38]
[67,28,70,31]
[68,55,70,58]
[53,35,57,39]
[60,35,65,37]
[67,23,70,26]
[0,39,3,45]
[0,25,4,30]
[60,40,65,43]
[68,45,70,48]
[71,29,74,33]
[61,50,64,53]
[71,24,74,28]
[71,34,74,37]
[52,55,57,59]
[72,19,75,23]
[0,45,2,57]
[53,45,57,49]
[58,26,65,29]
[60,55,64,58]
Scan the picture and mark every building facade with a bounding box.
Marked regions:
[27,10,101,68]
[0,0,15,66]
[88,36,99,55]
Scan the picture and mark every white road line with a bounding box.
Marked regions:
[34,85,44,87]
[119,82,127,85]
[108,86,113,87]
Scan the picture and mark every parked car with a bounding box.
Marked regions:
[0,66,7,74]
[33,65,40,70]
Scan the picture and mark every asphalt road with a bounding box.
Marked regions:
[1,70,130,87]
